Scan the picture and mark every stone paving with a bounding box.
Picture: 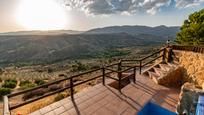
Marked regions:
[30,74,180,115]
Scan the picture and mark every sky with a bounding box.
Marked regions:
[0,0,204,33]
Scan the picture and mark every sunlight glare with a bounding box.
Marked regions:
[16,0,67,30]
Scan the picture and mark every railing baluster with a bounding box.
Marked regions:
[162,48,166,61]
[118,60,122,71]
[70,78,74,99]
[118,60,122,92]
[133,66,136,83]
[4,47,171,113]
[102,67,105,85]
[139,60,142,74]
[118,71,122,93]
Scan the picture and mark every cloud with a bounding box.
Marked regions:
[139,0,171,15]
[62,0,204,15]
[175,0,204,8]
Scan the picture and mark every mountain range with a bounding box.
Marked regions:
[0,25,180,66]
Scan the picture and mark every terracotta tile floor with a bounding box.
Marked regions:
[30,74,180,115]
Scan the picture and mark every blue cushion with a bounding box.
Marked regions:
[138,102,176,115]
[196,95,204,115]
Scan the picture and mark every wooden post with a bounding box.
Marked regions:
[139,60,142,74]
[102,67,105,85]
[3,96,10,115]
[118,60,122,71]
[133,66,136,83]
[118,60,122,92]
[70,78,74,99]
[118,71,122,93]
[162,48,166,62]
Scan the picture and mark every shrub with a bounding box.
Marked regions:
[58,74,65,77]
[48,84,62,91]
[0,88,11,96]
[54,93,65,101]
[20,83,37,90]
[71,61,89,72]
[32,88,48,96]
[23,88,48,100]
[47,68,53,73]
[34,79,45,85]
[20,80,31,86]
[5,79,17,84]
[23,92,34,100]
[2,81,17,89]
[0,68,3,75]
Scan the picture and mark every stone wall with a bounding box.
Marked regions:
[172,49,204,89]
[165,46,204,115]
[168,46,204,114]
[178,51,204,89]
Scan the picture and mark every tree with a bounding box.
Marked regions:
[176,9,204,45]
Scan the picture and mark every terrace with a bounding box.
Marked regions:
[3,46,183,115]
[29,74,179,115]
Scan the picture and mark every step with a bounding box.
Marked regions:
[122,72,132,77]
[173,60,179,65]
[142,71,149,77]
[142,61,162,74]
[142,67,155,77]
[147,71,160,84]
[153,67,166,77]
[159,64,172,72]
[167,62,178,68]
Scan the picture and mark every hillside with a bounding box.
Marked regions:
[0,25,180,66]
[0,30,83,36]
[85,25,180,37]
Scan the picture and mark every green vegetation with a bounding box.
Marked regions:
[47,68,53,73]
[0,88,11,96]
[0,68,3,75]
[96,50,131,58]
[20,80,31,86]
[71,61,90,72]
[176,9,204,45]
[2,79,17,89]
[20,80,36,90]
[23,88,48,100]
[34,79,45,85]
[54,93,66,101]
[5,79,17,84]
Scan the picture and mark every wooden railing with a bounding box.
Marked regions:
[3,47,167,115]
[104,61,136,92]
[121,48,166,74]
[171,45,204,53]
[3,62,136,115]
[5,45,203,114]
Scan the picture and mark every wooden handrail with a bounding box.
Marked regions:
[121,59,141,62]
[5,62,123,113]
[105,62,120,68]
[4,47,167,114]
[139,48,165,61]
[121,65,140,67]
[9,85,72,110]
[8,68,102,98]
[120,66,134,73]
[142,55,163,67]
[105,75,119,81]
[104,68,119,73]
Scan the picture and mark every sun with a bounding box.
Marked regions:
[16,0,67,30]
